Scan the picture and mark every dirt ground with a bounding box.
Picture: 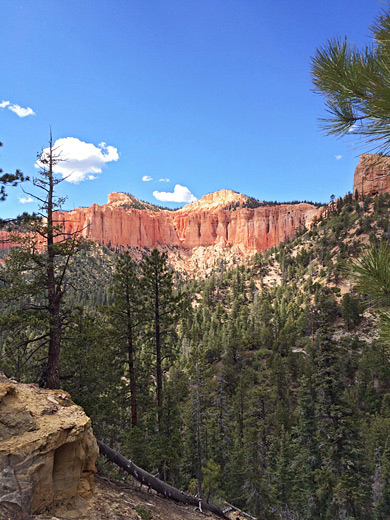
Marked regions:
[1,476,248,520]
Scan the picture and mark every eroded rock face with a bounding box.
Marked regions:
[353,153,390,197]
[0,373,98,515]
[57,190,318,254]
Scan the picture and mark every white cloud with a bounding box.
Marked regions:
[0,100,35,117]
[348,123,358,133]
[335,155,342,160]
[8,104,35,117]
[142,175,153,182]
[18,196,33,204]
[159,178,170,182]
[36,137,119,183]
[153,184,197,203]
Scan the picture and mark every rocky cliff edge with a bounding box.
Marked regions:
[57,189,318,254]
[353,153,390,197]
[0,373,98,516]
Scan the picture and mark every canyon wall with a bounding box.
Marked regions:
[353,153,390,197]
[3,154,390,261]
[58,190,319,255]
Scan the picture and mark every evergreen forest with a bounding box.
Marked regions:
[1,189,390,520]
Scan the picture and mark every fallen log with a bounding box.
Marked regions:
[97,440,228,519]
[223,501,257,519]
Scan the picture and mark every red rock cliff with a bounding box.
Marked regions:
[353,153,390,197]
[57,190,319,254]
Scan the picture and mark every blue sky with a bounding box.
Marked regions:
[0,0,383,217]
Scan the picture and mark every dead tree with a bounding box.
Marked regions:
[97,440,228,519]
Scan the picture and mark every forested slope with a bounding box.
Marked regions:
[1,192,390,519]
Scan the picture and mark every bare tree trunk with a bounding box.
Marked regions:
[97,440,228,519]
[127,314,137,427]
[47,307,61,389]
[155,277,163,432]
[124,281,138,427]
[223,501,257,520]
[46,134,61,389]
[196,362,203,500]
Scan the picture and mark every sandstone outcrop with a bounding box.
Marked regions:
[3,154,390,271]
[57,190,319,255]
[0,373,98,516]
[353,153,390,197]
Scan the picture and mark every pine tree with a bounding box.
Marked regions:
[141,248,182,433]
[312,331,368,519]
[292,370,321,518]
[311,8,390,154]
[365,394,390,519]
[0,134,84,388]
[350,242,390,344]
[0,141,28,204]
[109,251,143,427]
[341,293,363,331]
[242,383,276,518]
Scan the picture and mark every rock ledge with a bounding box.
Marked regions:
[0,373,98,516]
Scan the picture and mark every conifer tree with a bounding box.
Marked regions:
[242,383,276,518]
[109,251,143,427]
[293,370,321,517]
[0,142,28,204]
[0,141,31,228]
[141,248,182,432]
[351,242,390,344]
[0,134,84,388]
[312,331,368,519]
[311,8,390,155]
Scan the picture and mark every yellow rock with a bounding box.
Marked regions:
[0,372,98,516]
